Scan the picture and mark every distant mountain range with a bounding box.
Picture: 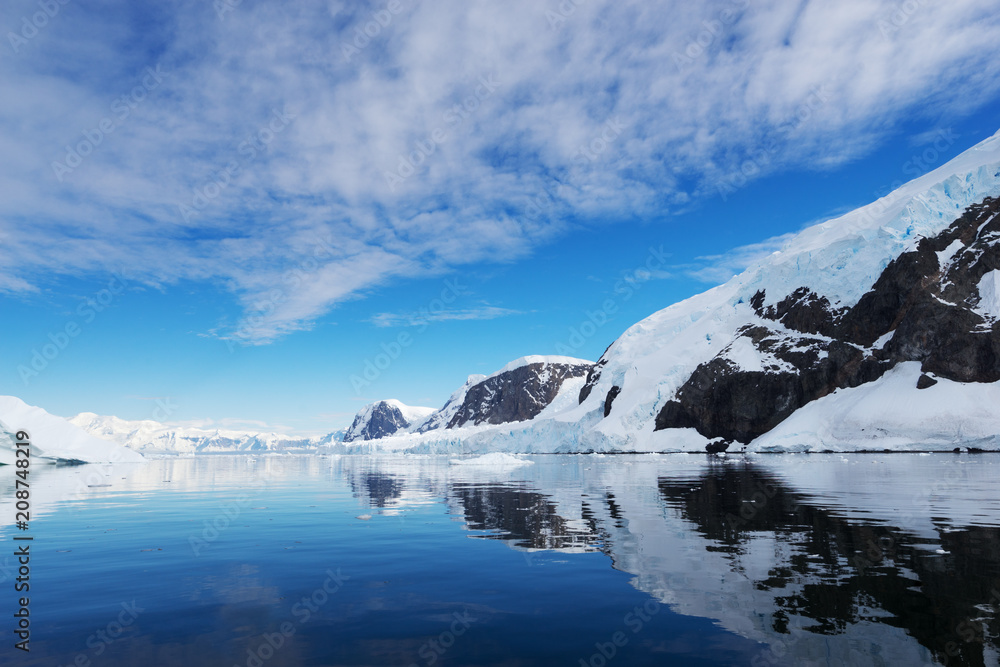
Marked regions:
[67,412,345,454]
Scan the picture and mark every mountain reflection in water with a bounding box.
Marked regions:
[341,455,1000,666]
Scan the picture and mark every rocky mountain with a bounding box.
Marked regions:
[343,400,435,442]
[443,356,593,428]
[341,356,594,446]
[415,374,487,433]
[655,195,1000,444]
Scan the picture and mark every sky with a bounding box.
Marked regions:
[2,0,999,434]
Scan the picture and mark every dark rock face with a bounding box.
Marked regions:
[603,385,622,417]
[447,362,593,428]
[917,374,938,390]
[655,196,1000,443]
[344,402,411,442]
[704,438,732,454]
[579,359,606,403]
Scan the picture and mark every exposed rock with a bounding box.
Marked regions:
[917,374,938,390]
[448,361,592,428]
[603,385,622,417]
[344,401,412,442]
[705,438,731,454]
[656,197,1000,443]
[416,374,487,433]
[579,359,606,403]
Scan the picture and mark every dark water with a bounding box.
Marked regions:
[1,453,998,666]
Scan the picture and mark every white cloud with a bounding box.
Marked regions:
[369,305,524,328]
[1,0,998,341]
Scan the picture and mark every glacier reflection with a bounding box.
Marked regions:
[336,454,1000,667]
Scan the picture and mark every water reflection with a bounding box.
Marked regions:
[655,463,1000,666]
[334,455,1000,666]
[2,453,998,666]
[453,483,607,551]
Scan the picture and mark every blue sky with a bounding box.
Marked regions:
[2,0,1000,434]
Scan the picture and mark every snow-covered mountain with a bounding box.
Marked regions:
[0,396,143,464]
[344,128,1000,454]
[442,356,593,427]
[415,374,486,433]
[69,412,330,454]
[341,356,594,446]
[343,400,436,442]
[579,129,1000,453]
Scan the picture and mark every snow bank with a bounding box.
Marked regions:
[751,362,1000,452]
[0,397,144,464]
[380,399,436,425]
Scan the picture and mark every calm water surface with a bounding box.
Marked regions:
[1,453,999,666]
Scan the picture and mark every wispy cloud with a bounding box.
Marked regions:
[673,233,798,285]
[1,0,998,341]
[369,305,524,328]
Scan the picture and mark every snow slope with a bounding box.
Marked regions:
[416,374,487,433]
[0,397,143,464]
[390,400,437,425]
[752,362,1000,452]
[482,355,593,379]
